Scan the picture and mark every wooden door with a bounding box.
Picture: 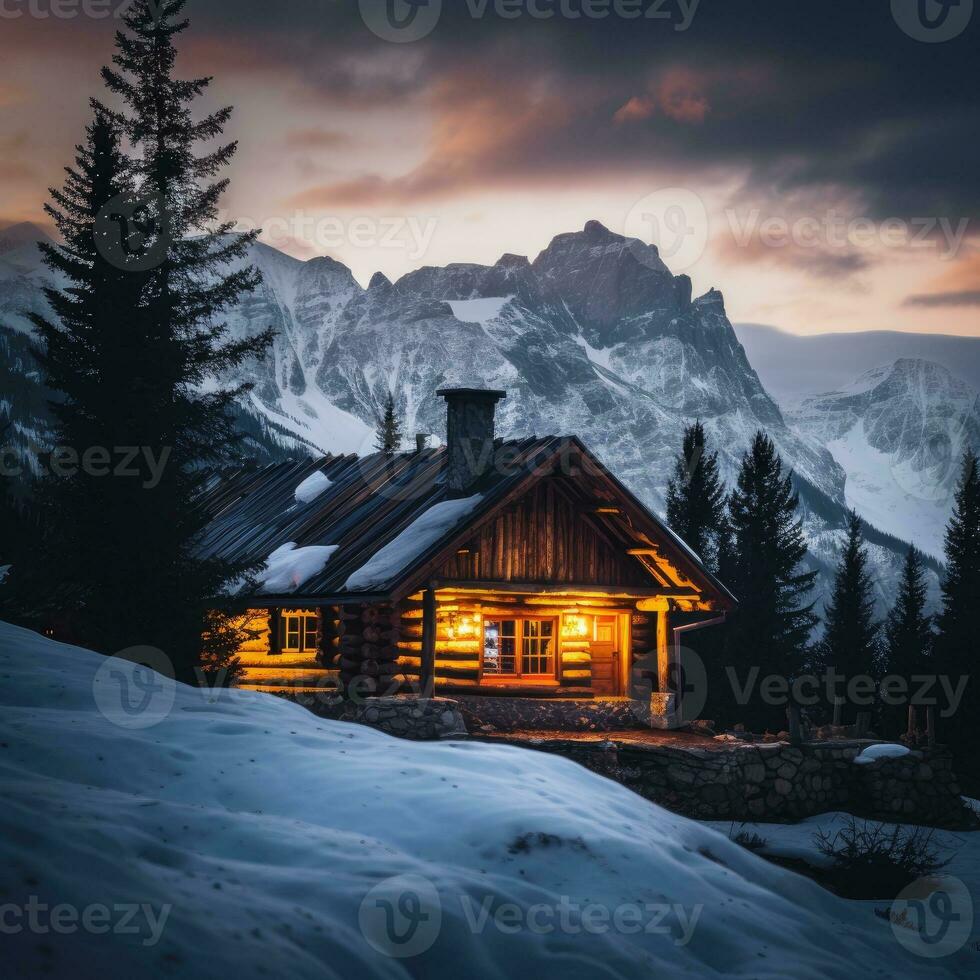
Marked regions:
[590,615,621,695]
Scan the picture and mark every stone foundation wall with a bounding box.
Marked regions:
[285,693,467,741]
[457,695,646,732]
[499,736,974,829]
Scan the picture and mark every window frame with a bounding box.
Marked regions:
[277,611,319,655]
[480,615,558,682]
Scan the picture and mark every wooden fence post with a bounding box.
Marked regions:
[787,702,802,745]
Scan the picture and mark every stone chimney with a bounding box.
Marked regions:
[437,388,506,496]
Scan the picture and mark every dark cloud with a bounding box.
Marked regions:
[713,232,875,281]
[4,0,979,223]
[904,290,980,308]
[184,0,978,223]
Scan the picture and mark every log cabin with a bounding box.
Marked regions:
[198,389,735,715]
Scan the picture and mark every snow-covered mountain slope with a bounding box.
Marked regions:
[789,359,980,559]
[0,220,935,612]
[0,620,962,979]
[735,322,980,404]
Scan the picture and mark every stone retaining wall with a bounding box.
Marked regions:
[282,691,973,827]
[285,693,467,740]
[496,736,975,829]
[456,695,645,732]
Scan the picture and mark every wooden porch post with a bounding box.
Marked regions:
[420,585,437,698]
[654,600,670,694]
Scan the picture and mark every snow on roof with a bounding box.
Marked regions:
[344,494,483,592]
[294,470,332,504]
[259,542,338,594]
[853,743,911,765]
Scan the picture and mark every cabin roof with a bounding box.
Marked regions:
[197,436,736,606]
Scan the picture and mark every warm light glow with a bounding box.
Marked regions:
[448,612,480,639]
[562,614,589,638]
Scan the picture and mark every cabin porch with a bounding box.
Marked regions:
[231,581,722,724]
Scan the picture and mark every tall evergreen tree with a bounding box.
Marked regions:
[882,545,932,737]
[819,510,880,718]
[375,391,403,454]
[883,545,932,679]
[665,420,726,571]
[29,111,145,638]
[724,432,818,729]
[31,2,271,680]
[933,449,980,753]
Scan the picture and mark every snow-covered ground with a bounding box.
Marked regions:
[705,810,979,966]
[0,620,971,978]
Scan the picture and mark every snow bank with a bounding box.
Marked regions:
[853,743,912,765]
[344,495,483,592]
[259,541,338,593]
[0,621,959,979]
[294,469,333,504]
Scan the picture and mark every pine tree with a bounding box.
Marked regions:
[883,545,932,679]
[1,411,49,626]
[32,2,272,680]
[933,450,980,752]
[375,391,402,454]
[29,111,146,640]
[819,510,880,719]
[724,432,818,730]
[665,421,726,571]
[882,545,932,737]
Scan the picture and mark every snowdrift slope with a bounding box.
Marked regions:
[0,621,955,979]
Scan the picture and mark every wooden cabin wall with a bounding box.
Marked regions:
[337,602,405,695]
[317,606,342,670]
[232,607,343,690]
[436,481,650,587]
[630,612,658,694]
[393,594,595,697]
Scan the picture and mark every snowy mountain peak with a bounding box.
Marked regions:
[495,252,531,270]
[790,357,980,558]
[367,271,393,291]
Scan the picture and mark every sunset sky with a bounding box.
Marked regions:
[1,0,978,335]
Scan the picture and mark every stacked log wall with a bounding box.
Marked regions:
[338,602,404,696]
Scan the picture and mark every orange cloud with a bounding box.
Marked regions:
[286,72,578,208]
[614,67,711,125]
